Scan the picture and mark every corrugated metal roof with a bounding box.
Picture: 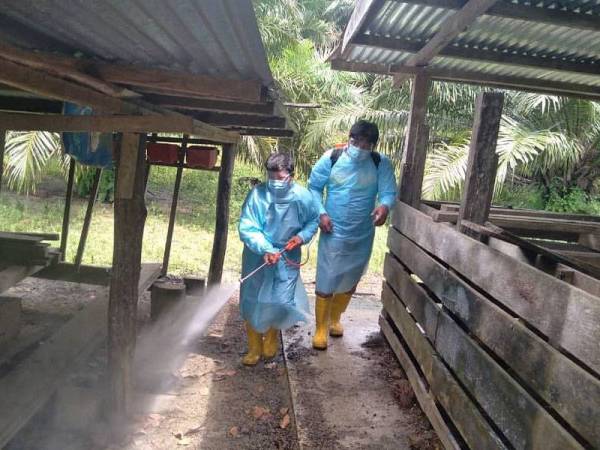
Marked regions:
[339,0,600,95]
[0,0,273,84]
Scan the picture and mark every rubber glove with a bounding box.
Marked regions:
[264,252,281,265]
[285,235,303,251]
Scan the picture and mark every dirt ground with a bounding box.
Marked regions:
[4,275,439,450]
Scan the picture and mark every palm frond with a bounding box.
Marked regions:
[4,131,61,193]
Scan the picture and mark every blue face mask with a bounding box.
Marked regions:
[267,177,291,196]
[347,144,370,161]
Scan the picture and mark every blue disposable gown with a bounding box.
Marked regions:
[309,149,396,295]
[238,182,319,333]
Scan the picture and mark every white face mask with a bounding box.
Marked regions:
[267,175,291,197]
[347,144,370,161]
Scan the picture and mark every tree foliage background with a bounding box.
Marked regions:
[3,0,600,213]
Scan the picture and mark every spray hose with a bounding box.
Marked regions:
[239,238,313,284]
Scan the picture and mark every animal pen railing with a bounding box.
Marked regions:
[380,201,600,449]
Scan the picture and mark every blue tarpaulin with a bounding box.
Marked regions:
[62,103,114,168]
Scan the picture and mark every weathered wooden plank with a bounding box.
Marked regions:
[379,314,462,450]
[425,201,600,223]
[60,157,76,261]
[0,112,197,134]
[391,0,600,32]
[32,263,111,286]
[393,0,498,85]
[341,0,380,56]
[74,168,102,270]
[386,236,600,446]
[381,287,508,450]
[161,137,187,277]
[382,269,583,449]
[0,262,160,448]
[393,202,600,374]
[0,129,5,193]
[108,133,148,423]
[399,72,430,207]
[208,144,237,285]
[458,92,503,230]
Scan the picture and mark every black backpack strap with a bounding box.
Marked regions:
[371,151,381,168]
[330,148,343,167]
[330,148,381,169]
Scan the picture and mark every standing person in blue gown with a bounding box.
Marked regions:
[308,120,397,350]
[238,153,319,365]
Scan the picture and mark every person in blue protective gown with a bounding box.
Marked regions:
[238,153,319,366]
[308,120,396,350]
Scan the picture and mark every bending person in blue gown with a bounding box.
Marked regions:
[308,120,397,350]
[239,153,319,365]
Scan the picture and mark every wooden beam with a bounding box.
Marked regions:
[379,314,463,450]
[332,58,600,101]
[93,63,263,104]
[0,96,63,114]
[33,262,111,286]
[399,72,430,206]
[0,112,191,133]
[189,111,287,129]
[74,168,102,270]
[59,157,76,261]
[382,253,587,448]
[161,137,187,277]
[356,34,600,78]
[0,60,239,144]
[0,58,128,113]
[142,94,275,116]
[208,143,237,285]
[457,92,504,231]
[393,0,498,86]
[341,0,384,56]
[391,0,600,32]
[108,133,148,425]
[385,237,600,445]
[235,128,294,137]
[0,40,136,98]
[393,202,600,375]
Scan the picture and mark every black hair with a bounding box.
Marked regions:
[349,120,379,145]
[265,153,294,175]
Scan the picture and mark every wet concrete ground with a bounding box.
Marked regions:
[283,294,440,450]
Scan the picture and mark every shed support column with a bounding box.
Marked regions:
[161,135,188,276]
[398,72,430,207]
[59,157,76,261]
[0,130,5,193]
[457,91,504,232]
[208,143,237,286]
[74,167,102,269]
[108,133,147,425]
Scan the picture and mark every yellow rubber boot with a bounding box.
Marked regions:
[329,293,352,337]
[263,328,279,359]
[242,322,262,366]
[312,296,332,350]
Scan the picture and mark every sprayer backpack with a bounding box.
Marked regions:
[330,147,381,169]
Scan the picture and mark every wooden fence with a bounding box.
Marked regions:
[380,202,600,449]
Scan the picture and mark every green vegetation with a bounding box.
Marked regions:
[0,162,388,281]
[2,0,600,280]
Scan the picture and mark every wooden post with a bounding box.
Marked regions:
[398,72,430,207]
[74,167,102,269]
[59,157,76,262]
[0,130,5,193]
[208,144,237,285]
[161,135,188,276]
[457,92,504,232]
[108,133,147,426]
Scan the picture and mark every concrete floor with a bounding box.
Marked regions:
[283,294,437,450]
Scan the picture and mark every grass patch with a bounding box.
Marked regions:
[0,160,388,282]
